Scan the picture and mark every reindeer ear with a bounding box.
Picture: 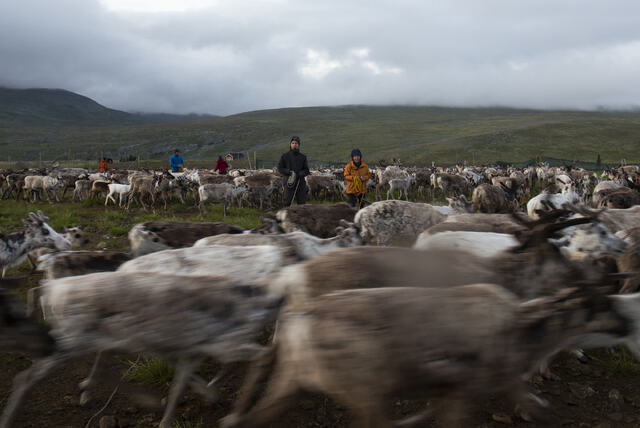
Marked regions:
[36,210,49,222]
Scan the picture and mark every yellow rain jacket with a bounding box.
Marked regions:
[344,161,371,195]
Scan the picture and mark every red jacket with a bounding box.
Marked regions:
[215,158,229,173]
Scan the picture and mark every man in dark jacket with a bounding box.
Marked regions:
[277,136,310,206]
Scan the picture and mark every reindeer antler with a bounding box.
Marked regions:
[511,215,593,252]
[563,203,604,220]
[510,204,572,231]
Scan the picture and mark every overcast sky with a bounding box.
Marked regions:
[1,0,640,115]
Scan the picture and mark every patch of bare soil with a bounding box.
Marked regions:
[1,348,640,427]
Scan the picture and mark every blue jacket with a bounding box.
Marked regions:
[170,154,184,171]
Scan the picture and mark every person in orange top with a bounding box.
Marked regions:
[98,157,108,173]
[344,149,371,208]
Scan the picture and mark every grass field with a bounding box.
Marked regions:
[2,105,640,167]
[0,197,263,302]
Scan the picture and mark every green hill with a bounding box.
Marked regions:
[1,101,640,165]
[0,87,216,126]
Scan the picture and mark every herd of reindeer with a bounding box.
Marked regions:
[3,160,640,427]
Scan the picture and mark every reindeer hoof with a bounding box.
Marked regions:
[572,349,590,363]
[219,414,239,428]
[78,378,90,390]
[515,405,534,422]
[540,367,561,381]
[79,390,95,407]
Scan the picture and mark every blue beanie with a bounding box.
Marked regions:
[351,149,362,158]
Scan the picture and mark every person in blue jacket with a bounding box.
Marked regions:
[170,149,184,172]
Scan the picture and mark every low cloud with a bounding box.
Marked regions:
[1,0,640,115]
[299,48,402,80]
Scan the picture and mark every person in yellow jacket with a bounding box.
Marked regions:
[344,149,371,208]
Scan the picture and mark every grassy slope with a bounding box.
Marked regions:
[0,198,262,296]
[1,106,640,165]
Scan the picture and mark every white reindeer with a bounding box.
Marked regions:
[105,183,131,207]
[0,211,71,279]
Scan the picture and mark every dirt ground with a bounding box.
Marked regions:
[2,346,640,428]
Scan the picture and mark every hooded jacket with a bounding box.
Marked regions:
[344,160,371,194]
[214,158,229,173]
[170,154,184,171]
[277,150,310,183]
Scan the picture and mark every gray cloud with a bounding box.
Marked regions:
[1,0,640,115]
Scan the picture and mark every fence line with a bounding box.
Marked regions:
[0,156,631,171]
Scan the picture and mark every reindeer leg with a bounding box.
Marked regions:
[139,195,148,212]
[438,393,469,428]
[158,358,198,428]
[225,346,276,418]
[324,386,392,428]
[513,381,549,422]
[78,352,103,406]
[220,361,297,428]
[27,253,37,271]
[188,374,220,403]
[394,404,437,427]
[0,354,66,428]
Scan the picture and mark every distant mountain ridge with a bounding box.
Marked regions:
[0,87,216,126]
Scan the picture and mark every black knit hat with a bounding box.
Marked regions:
[290,136,301,144]
[351,149,362,158]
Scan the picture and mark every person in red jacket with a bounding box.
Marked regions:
[214,156,229,174]
[98,157,109,173]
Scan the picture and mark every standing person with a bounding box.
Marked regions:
[170,149,184,172]
[277,136,310,207]
[344,148,370,208]
[98,157,109,173]
[214,155,229,174]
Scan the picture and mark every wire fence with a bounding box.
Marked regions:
[0,156,627,172]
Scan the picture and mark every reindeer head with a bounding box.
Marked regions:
[446,195,472,213]
[549,205,628,258]
[335,220,363,247]
[23,211,71,251]
[64,226,90,248]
